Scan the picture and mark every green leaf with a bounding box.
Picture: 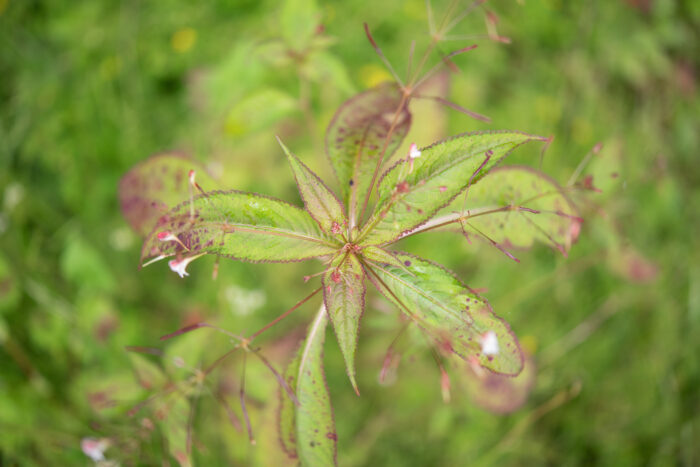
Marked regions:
[202,41,269,115]
[279,353,299,458]
[361,245,415,275]
[164,396,194,467]
[366,252,523,376]
[358,131,547,246]
[225,88,297,136]
[60,234,116,293]
[278,138,348,239]
[0,253,19,315]
[302,51,356,95]
[119,153,218,236]
[128,354,195,466]
[279,307,337,465]
[128,353,168,390]
[281,0,320,53]
[140,190,339,266]
[322,253,365,395]
[430,166,581,255]
[325,83,411,230]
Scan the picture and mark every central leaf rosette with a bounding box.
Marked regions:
[122,82,580,467]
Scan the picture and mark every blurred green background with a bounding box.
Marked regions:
[1,0,698,465]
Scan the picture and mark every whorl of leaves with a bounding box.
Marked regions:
[120,82,578,466]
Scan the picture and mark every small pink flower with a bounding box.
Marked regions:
[168,255,202,278]
[189,169,196,186]
[81,437,110,462]
[408,143,421,159]
[480,330,499,356]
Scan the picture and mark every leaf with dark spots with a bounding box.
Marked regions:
[325,83,411,227]
[279,138,348,240]
[119,152,218,236]
[279,354,299,459]
[322,253,365,395]
[367,252,523,376]
[428,166,581,255]
[359,131,547,246]
[279,307,337,466]
[140,190,338,267]
[361,245,414,275]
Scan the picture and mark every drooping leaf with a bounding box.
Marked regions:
[411,166,581,255]
[358,131,547,246]
[460,354,536,414]
[325,83,411,228]
[279,138,348,240]
[225,88,297,136]
[367,252,523,376]
[279,307,337,465]
[322,253,365,394]
[119,153,218,236]
[140,190,339,266]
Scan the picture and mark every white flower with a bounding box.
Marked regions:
[81,437,110,462]
[189,169,196,186]
[168,255,201,278]
[480,330,499,356]
[409,143,421,159]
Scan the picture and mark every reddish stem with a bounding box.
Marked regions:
[249,286,323,341]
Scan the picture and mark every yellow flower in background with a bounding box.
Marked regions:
[358,63,393,89]
[172,27,197,53]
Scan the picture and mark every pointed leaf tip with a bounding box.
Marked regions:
[281,141,347,239]
[323,254,365,396]
[279,307,337,465]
